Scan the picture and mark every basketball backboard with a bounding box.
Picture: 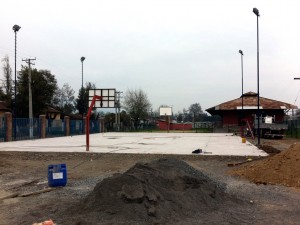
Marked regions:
[160,107,172,116]
[88,89,116,108]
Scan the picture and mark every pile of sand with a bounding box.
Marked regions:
[67,158,247,224]
[231,142,300,188]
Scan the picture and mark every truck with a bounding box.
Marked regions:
[253,116,288,139]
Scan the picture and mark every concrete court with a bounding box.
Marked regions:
[0,132,267,156]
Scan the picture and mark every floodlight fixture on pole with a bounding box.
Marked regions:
[80,56,85,133]
[239,50,244,110]
[253,7,260,145]
[253,8,260,16]
[13,24,21,140]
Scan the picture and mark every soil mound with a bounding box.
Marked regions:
[67,158,245,224]
[231,142,300,187]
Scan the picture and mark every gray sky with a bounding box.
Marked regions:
[1,0,300,114]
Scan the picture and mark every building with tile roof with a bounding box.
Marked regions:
[206,92,297,128]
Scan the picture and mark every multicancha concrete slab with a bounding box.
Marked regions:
[0,132,267,156]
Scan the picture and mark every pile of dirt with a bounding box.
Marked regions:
[64,158,248,224]
[231,142,300,188]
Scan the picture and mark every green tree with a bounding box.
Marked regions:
[122,88,151,127]
[76,82,96,115]
[104,112,115,131]
[188,103,203,122]
[53,83,75,114]
[1,55,13,106]
[17,66,58,117]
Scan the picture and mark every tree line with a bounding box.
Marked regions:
[0,55,94,118]
[1,55,214,125]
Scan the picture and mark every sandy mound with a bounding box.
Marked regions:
[66,158,248,224]
[231,142,300,188]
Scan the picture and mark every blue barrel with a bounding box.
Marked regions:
[48,164,67,187]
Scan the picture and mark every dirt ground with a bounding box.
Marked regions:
[1,136,300,225]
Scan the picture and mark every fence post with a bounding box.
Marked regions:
[100,118,104,133]
[64,116,70,136]
[40,115,46,138]
[5,112,12,142]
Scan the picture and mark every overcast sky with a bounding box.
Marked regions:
[1,0,300,114]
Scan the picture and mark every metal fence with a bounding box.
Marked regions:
[89,120,100,134]
[285,118,300,138]
[0,118,102,142]
[70,120,84,136]
[108,122,156,132]
[193,122,214,129]
[47,119,101,137]
[13,118,40,141]
[0,117,5,142]
[46,119,65,138]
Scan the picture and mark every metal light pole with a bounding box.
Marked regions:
[13,24,21,140]
[239,50,244,110]
[80,56,85,133]
[253,7,260,145]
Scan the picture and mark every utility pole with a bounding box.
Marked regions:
[22,57,36,139]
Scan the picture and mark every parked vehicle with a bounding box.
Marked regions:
[254,116,288,139]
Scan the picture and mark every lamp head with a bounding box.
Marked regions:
[80,57,85,62]
[12,24,21,32]
[253,8,260,16]
[239,50,243,55]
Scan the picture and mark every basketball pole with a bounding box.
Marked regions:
[86,95,102,151]
[86,89,117,151]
